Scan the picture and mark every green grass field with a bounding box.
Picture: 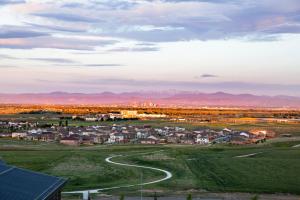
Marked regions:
[0,139,300,197]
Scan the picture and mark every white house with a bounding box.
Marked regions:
[175,127,186,131]
[85,117,98,122]
[223,128,232,132]
[136,132,149,139]
[240,132,250,138]
[196,134,209,144]
[108,133,125,143]
[147,135,159,141]
[12,132,27,139]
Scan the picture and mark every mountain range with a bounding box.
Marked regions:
[0,91,300,108]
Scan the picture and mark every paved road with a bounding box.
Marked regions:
[64,151,172,196]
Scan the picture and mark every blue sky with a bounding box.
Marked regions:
[0,0,300,95]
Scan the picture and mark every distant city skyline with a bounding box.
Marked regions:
[1,0,300,96]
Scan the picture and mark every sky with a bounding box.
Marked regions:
[0,0,300,96]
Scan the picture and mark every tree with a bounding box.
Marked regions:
[251,195,259,200]
[154,192,158,200]
[187,194,192,200]
[9,126,14,133]
[65,120,68,127]
[120,194,125,200]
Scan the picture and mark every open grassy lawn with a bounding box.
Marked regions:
[0,139,300,196]
[122,145,300,195]
[0,142,166,191]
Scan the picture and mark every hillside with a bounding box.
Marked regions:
[0,92,300,108]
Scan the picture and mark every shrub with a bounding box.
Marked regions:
[187,194,192,200]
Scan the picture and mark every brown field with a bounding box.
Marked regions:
[1,104,300,117]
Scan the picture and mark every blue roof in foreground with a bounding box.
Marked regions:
[0,162,66,200]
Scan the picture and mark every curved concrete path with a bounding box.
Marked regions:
[64,152,172,195]
[234,152,263,158]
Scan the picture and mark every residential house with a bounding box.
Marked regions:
[40,132,56,142]
[140,138,158,144]
[60,136,81,146]
[108,132,125,143]
[196,134,209,144]
[0,133,11,138]
[11,132,27,139]
[180,138,195,145]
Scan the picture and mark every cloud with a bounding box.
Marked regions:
[61,2,84,9]
[62,0,137,10]
[25,22,87,33]
[54,63,124,67]
[55,63,124,69]
[156,0,234,2]
[0,36,118,50]
[244,34,279,42]
[1,0,300,47]
[136,42,157,46]
[82,64,123,67]
[27,58,77,64]
[0,54,16,59]
[0,26,48,38]
[33,12,102,23]
[1,0,300,44]
[92,0,300,42]
[16,57,121,69]
[108,46,159,52]
[85,0,138,10]
[0,65,18,68]
[199,74,219,78]
[0,0,24,5]
[19,54,123,67]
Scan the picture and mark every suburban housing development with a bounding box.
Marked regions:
[0,111,276,146]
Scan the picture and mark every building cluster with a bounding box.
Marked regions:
[72,110,167,121]
[0,120,275,146]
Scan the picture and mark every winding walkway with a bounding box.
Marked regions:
[64,152,172,195]
[234,152,263,158]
